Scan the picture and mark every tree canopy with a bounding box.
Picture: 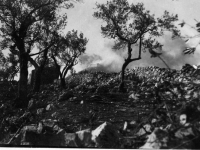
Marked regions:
[94,0,180,52]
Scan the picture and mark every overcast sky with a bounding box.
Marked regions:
[62,0,200,72]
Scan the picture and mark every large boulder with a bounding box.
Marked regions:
[91,122,120,148]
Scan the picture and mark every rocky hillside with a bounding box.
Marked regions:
[0,64,200,148]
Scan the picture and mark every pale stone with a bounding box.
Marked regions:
[91,122,120,148]
[76,129,94,147]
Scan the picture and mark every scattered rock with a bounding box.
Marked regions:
[28,99,46,111]
[123,121,128,131]
[41,119,58,128]
[69,97,77,102]
[130,120,137,125]
[129,93,139,100]
[27,99,34,110]
[151,118,158,124]
[51,112,58,118]
[140,128,169,149]
[137,124,151,136]
[46,104,55,111]
[36,108,45,115]
[41,90,48,94]
[64,133,80,147]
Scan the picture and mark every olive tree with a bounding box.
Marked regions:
[51,30,88,88]
[0,0,78,107]
[93,0,180,91]
[28,18,67,92]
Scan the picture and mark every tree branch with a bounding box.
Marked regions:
[25,0,51,22]
[158,55,170,69]
[0,15,12,28]
[110,17,129,42]
[138,36,142,59]
[27,55,39,69]
[62,55,77,78]
[51,54,62,79]
[29,49,46,57]
[129,36,142,62]
[29,42,54,56]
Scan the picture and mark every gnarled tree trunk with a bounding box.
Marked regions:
[60,63,74,89]
[119,60,130,92]
[32,67,42,92]
[30,48,49,93]
[60,77,66,88]
[17,52,29,108]
[51,54,66,89]
[118,39,142,92]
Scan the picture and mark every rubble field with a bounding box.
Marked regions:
[0,64,200,148]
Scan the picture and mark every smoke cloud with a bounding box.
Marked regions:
[75,31,200,73]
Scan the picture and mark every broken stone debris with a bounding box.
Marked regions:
[10,121,120,148]
[140,126,200,149]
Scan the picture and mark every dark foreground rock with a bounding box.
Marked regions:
[140,126,200,149]
[9,121,119,148]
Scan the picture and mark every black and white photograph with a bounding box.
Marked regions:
[0,0,200,149]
